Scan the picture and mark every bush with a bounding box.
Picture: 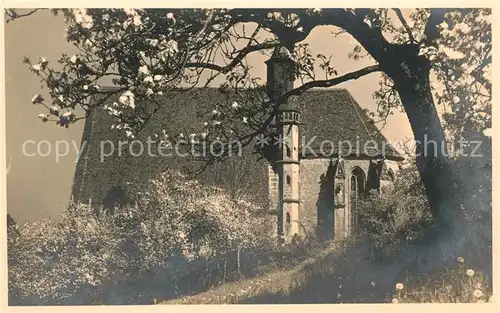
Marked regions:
[8,170,274,304]
[356,162,433,259]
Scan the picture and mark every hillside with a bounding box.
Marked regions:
[163,239,491,304]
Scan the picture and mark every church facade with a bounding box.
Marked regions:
[71,46,403,243]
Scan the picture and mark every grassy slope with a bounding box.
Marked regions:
[162,239,492,304]
[163,240,399,304]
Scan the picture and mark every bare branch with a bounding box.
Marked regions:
[280,64,381,100]
[5,9,40,23]
[393,9,416,43]
[185,40,280,73]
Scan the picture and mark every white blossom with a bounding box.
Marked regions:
[31,64,42,72]
[242,116,248,123]
[39,57,48,68]
[70,55,78,64]
[438,21,449,29]
[231,101,239,109]
[118,91,136,109]
[483,128,492,137]
[31,94,44,104]
[164,40,179,54]
[50,106,59,115]
[125,130,135,138]
[143,76,154,85]
[37,114,49,122]
[148,39,159,47]
[133,15,142,26]
[154,75,163,81]
[73,9,93,29]
[139,65,150,75]
[166,12,174,19]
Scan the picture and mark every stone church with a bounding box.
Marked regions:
[72,46,403,242]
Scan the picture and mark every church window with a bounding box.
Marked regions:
[286,175,291,185]
[286,212,291,224]
[349,167,365,229]
[286,145,291,158]
[388,168,395,182]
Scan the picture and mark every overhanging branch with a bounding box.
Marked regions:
[279,64,381,100]
[185,40,280,74]
[393,9,416,43]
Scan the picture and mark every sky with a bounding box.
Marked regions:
[5,9,413,223]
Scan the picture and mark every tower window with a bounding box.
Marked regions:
[286,212,291,224]
[286,146,291,158]
[286,175,291,185]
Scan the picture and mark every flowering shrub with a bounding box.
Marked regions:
[8,170,273,304]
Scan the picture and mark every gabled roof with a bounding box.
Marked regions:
[98,86,402,160]
[72,86,402,208]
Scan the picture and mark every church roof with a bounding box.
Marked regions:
[125,87,402,160]
[72,86,403,208]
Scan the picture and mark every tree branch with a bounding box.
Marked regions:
[393,9,416,43]
[185,40,280,73]
[5,9,40,23]
[423,9,447,46]
[279,64,381,100]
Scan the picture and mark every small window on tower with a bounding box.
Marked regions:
[286,212,291,224]
[286,146,291,158]
[286,175,291,185]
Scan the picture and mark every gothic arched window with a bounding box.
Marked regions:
[349,167,365,229]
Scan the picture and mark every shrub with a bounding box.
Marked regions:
[8,170,274,304]
[356,162,433,259]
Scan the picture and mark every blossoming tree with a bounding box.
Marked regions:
[9,8,492,264]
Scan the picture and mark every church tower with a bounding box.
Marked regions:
[266,46,300,241]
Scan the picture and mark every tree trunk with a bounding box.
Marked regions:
[386,51,491,276]
[388,53,462,228]
[236,248,241,277]
[223,257,227,283]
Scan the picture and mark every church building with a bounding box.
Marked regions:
[71,46,403,243]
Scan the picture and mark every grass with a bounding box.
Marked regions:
[162,240,348,304]
[162,240,492,304]
[392,258,491,303]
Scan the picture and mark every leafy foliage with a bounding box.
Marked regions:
[8,170,273,304]
[357,161,433,259]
